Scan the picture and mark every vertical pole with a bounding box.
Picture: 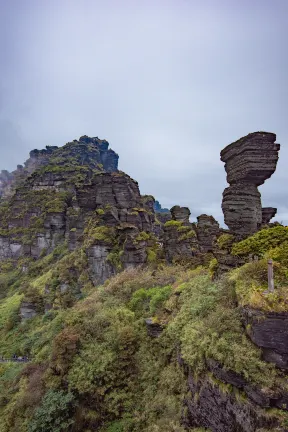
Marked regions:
[268,259,274,292]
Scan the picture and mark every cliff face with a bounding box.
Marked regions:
[0,136,159,285]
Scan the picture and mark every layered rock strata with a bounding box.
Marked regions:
[221,132,280,236]
[0,136,119,199]
[195,214,220,253]
[262,207,277,225]
[0,137,158,285]
[163,206,199,263]
[242,307,288,369]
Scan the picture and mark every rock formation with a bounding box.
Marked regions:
[221,132,280,236]
[163,206,199,263]
[262,207,277,225]
[0,136,119,199]
[195,214,220,253]
[242,307,288,369]
[0,136,159,285]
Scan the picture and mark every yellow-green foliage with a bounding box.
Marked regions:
[230,260,288,312]
[179,230,196,241]
[85,226,115,246]
[232,226,288,257]
[0,294,23,330]
[168,274,275,387]
[229,227,288,311]
[217,233,234,250]
[164,220,182,227]
[209,257,218,278]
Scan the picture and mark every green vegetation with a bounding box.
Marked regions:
[232,226,288,257]
[0,253,286,431]
[217,233,234,250]
[164,220,182,227]
[28,390,75,432]
[225,226,288,311]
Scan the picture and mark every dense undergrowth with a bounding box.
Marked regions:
[0,225,288,431]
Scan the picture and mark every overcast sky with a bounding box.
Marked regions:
[0,0,287,225]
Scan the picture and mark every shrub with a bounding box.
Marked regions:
[232,226,288,257]
[164,220,182,228]
[217,233,234,250]
[28,390,75,432]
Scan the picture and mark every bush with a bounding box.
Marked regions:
[28,390,75,432]
[232,226,288,257]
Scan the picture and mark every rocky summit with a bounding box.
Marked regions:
[0,132,288,432]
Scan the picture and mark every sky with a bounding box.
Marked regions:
[0,0,287,225]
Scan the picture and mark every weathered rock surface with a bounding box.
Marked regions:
[221,132,280,236]
[163,206,199,263]
[222,183,262,235]
[262,207,277,225]
[196,214,220,253]
[207,359,288,409]
[20,302,38,320]
[170,205,190,223]
[242,307,288,369]
[87,244,116,285]
[221,132,280,186]
[184,373,279,432]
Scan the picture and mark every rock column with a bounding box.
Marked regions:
[221,132,280,236]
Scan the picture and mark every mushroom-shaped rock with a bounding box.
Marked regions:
[220,132,280,236]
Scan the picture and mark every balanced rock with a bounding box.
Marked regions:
[221,132,280,236]
[262,207,277,225]
[220,132,280,186]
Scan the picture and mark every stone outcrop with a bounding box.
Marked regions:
[184,372,280,432]
[20,302,38,320]
[163,206,199,263]
[170,205,190,223]
[196,214,220,253]
[242,307,288,369]
[262,207,277,225]
[221,132,280,236]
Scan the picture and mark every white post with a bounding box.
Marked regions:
[268,259,274,292]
